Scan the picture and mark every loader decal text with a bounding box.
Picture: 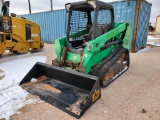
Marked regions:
[92,90,100,102]
[31,34,40,37]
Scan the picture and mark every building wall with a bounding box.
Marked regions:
[155,16,160,32]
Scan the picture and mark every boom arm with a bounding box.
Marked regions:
[85,23,128,54]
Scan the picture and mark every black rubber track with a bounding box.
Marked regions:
[90,47,121,76]
[91,47,130,87]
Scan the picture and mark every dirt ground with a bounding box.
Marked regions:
[1,43,160,120]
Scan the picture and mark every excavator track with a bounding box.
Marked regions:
[91,47,129,87]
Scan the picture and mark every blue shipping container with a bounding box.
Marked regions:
[19,0,152,52]
[110,0,152,52]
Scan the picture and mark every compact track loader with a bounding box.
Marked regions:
[20,0,130,118]
[0,1,43,56]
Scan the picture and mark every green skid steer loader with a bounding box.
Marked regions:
[20,0,130,118]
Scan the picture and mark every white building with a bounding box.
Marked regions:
[155,15,160,32]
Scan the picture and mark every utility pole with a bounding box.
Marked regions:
[28,0,31,14]
[50,0,53,11]
[2,0,4,5]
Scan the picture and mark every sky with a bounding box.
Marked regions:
[8,0,160,26]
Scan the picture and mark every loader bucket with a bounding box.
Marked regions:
[20,62,101,118]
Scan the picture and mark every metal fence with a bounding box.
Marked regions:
[19,0,152,52]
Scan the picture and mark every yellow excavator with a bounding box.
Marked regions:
[0,1,43,56]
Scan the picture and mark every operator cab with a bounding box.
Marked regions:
[65,0,114,54]
[0,1,10,32]
[68,8,93,45]
[66,2,94,54]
